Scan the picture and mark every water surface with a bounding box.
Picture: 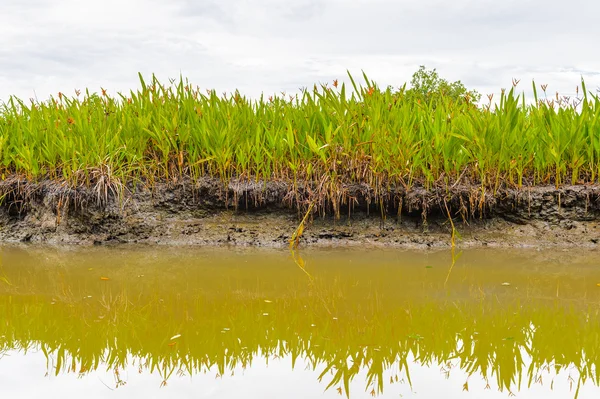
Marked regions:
[1,246,600,398]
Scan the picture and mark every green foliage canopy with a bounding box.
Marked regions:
[405,65,481,105]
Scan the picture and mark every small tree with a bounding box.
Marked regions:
[406,66,481,106]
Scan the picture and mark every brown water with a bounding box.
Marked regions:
[1,246,600,398]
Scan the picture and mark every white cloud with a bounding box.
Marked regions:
[0,0,598,103]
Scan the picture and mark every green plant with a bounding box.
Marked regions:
[405,65,481,105]
[0,69,598,212]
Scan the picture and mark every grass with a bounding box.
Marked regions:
[0,72,599,206]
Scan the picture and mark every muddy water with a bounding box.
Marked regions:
[1,246,600,398]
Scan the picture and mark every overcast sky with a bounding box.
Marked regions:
[1,0,599,103]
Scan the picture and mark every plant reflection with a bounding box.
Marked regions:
[1,248,599,398]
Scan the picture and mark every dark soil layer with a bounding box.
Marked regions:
[2,176,600,248]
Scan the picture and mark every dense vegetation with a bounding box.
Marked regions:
[0,68,598,193]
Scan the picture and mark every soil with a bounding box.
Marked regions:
[2,176,600,248]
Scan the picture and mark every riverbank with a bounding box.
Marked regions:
[2,176,600,248]
[1,72,599,248]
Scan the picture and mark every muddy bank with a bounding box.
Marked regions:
[2,176,600,248]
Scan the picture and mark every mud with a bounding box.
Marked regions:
[2,176,600,248]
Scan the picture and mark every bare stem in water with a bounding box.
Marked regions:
[289,202,315,250]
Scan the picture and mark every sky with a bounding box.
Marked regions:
[1,0,599,104]
[3,349,597,398]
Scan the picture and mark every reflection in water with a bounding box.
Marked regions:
[1,246,600,397]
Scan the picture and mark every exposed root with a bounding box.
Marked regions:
[1,174,600,248]
[87,164,127,208]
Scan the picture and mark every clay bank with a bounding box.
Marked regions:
[2,176,600,248]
